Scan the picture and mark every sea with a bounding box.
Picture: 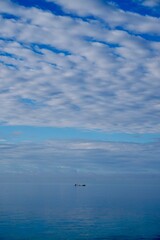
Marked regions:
[0,182,160,240]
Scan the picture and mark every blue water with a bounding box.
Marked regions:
[0,183,160,240]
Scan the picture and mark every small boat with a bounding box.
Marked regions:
[74,184,86,187]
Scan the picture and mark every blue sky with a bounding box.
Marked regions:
[0,0,160,181]
[0,126,160,143]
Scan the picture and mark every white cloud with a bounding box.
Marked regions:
[0,140,160,179]
[141,0,160,7]
[47,0,160,34]
[0,0,160,132]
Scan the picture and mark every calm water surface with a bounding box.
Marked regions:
[0,183,160,240]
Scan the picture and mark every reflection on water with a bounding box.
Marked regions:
[0,183,160,240]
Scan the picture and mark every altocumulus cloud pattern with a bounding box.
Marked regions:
[0,0,160,133]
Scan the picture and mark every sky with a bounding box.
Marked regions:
[0,0,160,183]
